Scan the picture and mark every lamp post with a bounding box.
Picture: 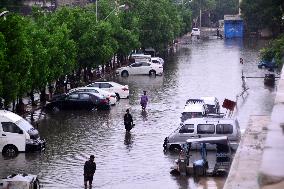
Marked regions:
[104,4,126,20]
[0,11,9,18]
[96,2,126,22]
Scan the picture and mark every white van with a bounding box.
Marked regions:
[0,110,45,156]
[163,117,241,151]
[181,102,207,122]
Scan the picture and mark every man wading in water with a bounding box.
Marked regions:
[84,155,96,189]
[124,109,134,132]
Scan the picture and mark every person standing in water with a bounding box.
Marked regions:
[124,109,134,132]
[140,91,148,111]
[84,155,96,189]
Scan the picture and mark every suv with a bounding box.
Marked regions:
[191,28,200,36]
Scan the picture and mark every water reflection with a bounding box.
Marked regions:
[124,132,134,150]
[141,110,148,121]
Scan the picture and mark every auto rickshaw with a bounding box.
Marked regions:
[170,136,232,177]
[0,173,40,189]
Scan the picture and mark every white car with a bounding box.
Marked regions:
[151,57,164,65]
[68,87,117,105]
[191,28,200,36]
[86,81,129,99]
[116,62,163,77]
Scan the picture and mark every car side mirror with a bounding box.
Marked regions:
[18,130,23,134]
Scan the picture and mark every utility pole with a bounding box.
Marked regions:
[199,0,202,28]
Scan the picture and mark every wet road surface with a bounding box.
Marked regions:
[0,36,277,189]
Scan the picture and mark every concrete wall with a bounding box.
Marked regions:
[259,70,284,189]
[224,68,284,189]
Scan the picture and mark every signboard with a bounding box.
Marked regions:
[222,99,236,111]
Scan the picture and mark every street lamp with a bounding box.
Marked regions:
[0,11,9,19]
[95,1,126,22]
[103,4,126,20]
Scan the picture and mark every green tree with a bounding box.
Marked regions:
[0,13,33,107]
[240,0,283,34]
[260,34,284,67]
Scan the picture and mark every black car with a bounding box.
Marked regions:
[45,92,110,111]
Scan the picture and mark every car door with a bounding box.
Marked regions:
[65,93,79,109]
[128,62,142,75]
[141,62,152,74]
[78,93,93,110]
[0,122,25,152]
[98,83,110,92]
[177,124,196,142]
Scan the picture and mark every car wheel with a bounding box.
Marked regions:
[169,144,182,151]
[149,70,156,76]
[121,71,129,77]
[2,145,18,157]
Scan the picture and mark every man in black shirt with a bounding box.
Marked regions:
[124,109,133,132]
[84,155,96,189]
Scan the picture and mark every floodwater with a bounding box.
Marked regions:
[0,35,277,189]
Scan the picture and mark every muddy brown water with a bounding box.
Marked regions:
[0,36,277,189]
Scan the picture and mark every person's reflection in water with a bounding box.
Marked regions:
[124,132,134,150]
[141,110,148,121]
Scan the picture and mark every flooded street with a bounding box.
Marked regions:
[0,36,277,189]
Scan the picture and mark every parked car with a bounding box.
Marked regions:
[200,96,220,114]
[45,92,110,111]
[163,117,241,152]
[86,81,129,99]
[258,58,277,70]
[151,57,164,65]
[0,110,45,156]
[116,62,163,77]
[191,28,200,36]
[69,87,117,105]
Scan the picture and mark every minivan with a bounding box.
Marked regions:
[0,110,45,156]
[163,117,241,151]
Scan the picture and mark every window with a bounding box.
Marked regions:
[1,122,22,133]
[79,94,90,100]
[216,124,233,134]
[197,124,215,134]
[141,62,150,66]
[68,93,79,99]
[100,83,111,88]
[131,63,142,67]
[179,124,194,133]
[91,83,100,88]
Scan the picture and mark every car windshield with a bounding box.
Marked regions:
[15,118,34,132]
[181,112,203,121]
